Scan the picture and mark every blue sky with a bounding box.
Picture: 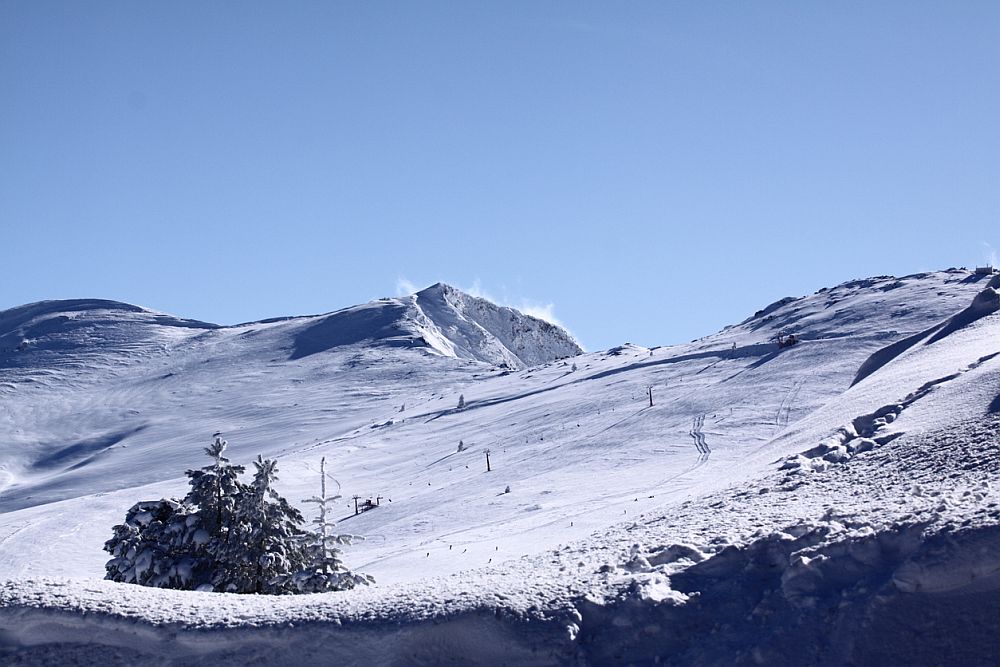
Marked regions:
[2,2,998,350]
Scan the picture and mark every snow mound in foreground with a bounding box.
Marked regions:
[5,466,1000,665]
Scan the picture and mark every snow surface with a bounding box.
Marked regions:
[3,270,1000,665]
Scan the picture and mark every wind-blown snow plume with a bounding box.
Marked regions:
[981,241,998,269]
[395,277,418,297]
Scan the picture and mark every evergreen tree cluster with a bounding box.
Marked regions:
[104,438,373,594]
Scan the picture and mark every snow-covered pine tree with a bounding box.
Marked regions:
[283,457,374,593]
[228,456,307,594]
[182,437,246,590]
[106,438,365,595]
[104,498,203,589]
[105,438,247,591]
[184,437,245,538]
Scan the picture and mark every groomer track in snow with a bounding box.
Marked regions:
[689,414,711,457]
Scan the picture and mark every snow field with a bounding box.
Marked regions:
[3,270,1000,664]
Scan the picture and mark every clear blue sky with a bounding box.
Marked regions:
[2,2,998,350]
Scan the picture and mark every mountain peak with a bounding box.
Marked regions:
[287,284,581,367]
[408,285,581,367]
[417,282,455,294]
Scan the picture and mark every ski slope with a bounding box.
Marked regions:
[3,269,1000,665]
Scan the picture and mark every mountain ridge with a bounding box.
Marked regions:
[0,282,583,370]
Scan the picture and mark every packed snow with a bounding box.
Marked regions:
[3,270,1000,665]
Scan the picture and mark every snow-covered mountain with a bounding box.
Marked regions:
[1,283,581,371]
[410,282,581,368]
[289,281,582,367]
[0,284,581,510]
[3,269,1000,665]
[0,298,218,364]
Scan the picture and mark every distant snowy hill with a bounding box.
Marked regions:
[0,298,217,362]
[3,269,1000,666]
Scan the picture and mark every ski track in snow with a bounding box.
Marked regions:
[689,414,711,457]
